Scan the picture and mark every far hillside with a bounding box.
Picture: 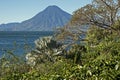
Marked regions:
[0,5,71,31]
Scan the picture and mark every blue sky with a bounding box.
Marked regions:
[0,0,92,24]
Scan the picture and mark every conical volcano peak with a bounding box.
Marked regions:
[44,5,62,11]
[0,5,72,31]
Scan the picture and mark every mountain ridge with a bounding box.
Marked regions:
[0,5,71,31]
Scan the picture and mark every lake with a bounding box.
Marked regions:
[0,31,54,57]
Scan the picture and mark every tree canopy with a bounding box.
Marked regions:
[1,0,120,79]
[71,0,120,30]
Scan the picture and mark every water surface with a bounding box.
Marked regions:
[0,31,53,57]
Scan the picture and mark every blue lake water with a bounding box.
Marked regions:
[0,31,54,57]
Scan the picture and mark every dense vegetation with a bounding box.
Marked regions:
[0,0,120,79]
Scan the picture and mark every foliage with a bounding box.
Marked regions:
[1,0,120,79]
[1,24,120,79]
[71,0,120,30]
[25,36,64,66]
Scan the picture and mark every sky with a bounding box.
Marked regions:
[0,0,92,24]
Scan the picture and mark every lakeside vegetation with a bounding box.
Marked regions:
[0,0,120,79]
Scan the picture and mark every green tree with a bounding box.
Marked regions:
[71,0,120,30]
